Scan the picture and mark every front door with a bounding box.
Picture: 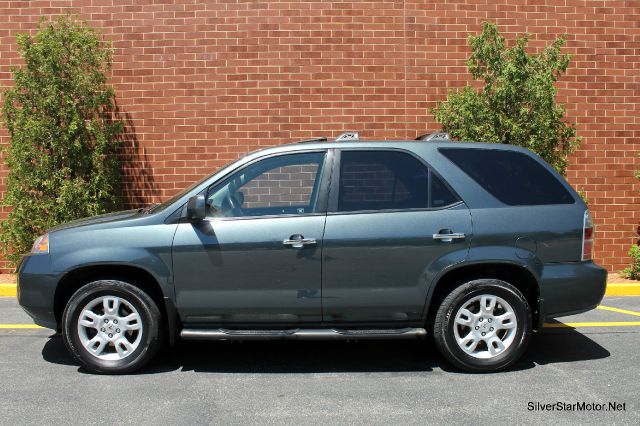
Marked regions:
[321,149,472,323]
[173,151,329,325]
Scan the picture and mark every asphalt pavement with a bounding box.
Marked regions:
[1,296,639,425]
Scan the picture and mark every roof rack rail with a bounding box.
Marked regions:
[296,136,328,144]
[335,131,359,142]
[416,132,450,141]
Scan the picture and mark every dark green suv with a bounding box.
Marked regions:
[17,132,607,374]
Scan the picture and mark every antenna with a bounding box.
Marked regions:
[296,137,328,144]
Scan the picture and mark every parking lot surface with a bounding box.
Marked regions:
[1,296,639,425]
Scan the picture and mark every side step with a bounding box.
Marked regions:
[180,327,427,341]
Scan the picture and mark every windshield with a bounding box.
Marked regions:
[147,155,249,214]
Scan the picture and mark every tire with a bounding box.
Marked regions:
[432,279,532,372]
[62,280,163,374]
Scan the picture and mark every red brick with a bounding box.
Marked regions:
[0,0,638,272]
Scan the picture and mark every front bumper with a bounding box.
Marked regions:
[17,254,59,330]
[540,261,607,318]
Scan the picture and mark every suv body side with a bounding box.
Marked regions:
[17,141,606,333]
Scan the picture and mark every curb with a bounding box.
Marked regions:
[1,282,640,298]
[605,283,640,297]
[0,284,17,297]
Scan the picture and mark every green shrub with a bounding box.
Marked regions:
[1,16,123,265]
[622,245,640,280]
[622,156,640,279]
[432,22,580,175]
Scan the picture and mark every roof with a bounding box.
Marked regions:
[275,138,532,153]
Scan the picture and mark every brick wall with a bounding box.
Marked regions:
[0,0,638,272]
[241,163,320,209]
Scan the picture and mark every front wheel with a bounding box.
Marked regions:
[62,280,163,374]
[432,279,532,372]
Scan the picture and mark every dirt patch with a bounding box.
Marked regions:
[608,272,640,284]
[0,274,16,284]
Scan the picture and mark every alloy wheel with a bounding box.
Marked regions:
[452,294,518,359]
[76,296,143,361]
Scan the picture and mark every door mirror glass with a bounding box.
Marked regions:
[186,195,206,220]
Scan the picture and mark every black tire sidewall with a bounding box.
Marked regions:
[62,280,161,374]
[438,280,532,372]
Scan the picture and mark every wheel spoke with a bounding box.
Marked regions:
[122,313,142,331]
[488,337,506,356]
[455,308,475,326]
[494,312,516,330]
[114,338,134,358]
[458,333,480,354]
[480,295,497,314]
[78,310,102,329]
[103,297,121,315]
[85,334,108,356]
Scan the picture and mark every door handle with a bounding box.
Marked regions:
[283,234,317,249]
[432,232,466,243]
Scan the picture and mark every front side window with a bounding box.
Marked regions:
[337,150,459,212]
[207,152,326,218]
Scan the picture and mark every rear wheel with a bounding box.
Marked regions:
[432,279,532,372]
[62,280,163,374]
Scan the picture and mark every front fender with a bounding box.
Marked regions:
[50,223,177,297]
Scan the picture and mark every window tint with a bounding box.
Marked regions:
[207,152,325,217]
[440,148,574,206]
[338,150,459,212]
[431,173,459,208]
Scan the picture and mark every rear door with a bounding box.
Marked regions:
[321,149,472,323]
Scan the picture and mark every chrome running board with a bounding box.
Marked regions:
[180,327,426,341]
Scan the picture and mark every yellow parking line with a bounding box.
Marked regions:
[597,305,640,318]
[0,324,43,329]
[544,321,640,328]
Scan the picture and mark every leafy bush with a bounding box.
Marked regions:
[622,156,640,279]
[432,22,580,175]
[622,245,640,280]
[1,16,123,265]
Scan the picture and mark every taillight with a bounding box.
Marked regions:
[582,210,594,261]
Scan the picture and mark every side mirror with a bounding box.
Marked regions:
[186,195,206,221]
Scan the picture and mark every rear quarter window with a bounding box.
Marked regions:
[439,148,575,206]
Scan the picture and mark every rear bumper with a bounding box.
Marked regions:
[540,261,607,319]
[16,254,59,330]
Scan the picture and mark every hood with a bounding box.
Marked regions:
[48,209,142,233]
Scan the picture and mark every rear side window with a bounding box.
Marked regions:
[338,150,459,212]
[430,173,459,208]
[440,148,574,206]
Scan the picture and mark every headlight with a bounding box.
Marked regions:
[31,234,49,254]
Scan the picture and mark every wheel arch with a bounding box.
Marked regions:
[54,264,178,343]
[425,261,540,328]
